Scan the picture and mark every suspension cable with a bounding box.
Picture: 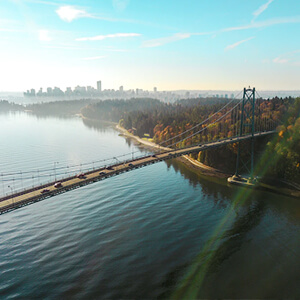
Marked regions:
[155,91,242,148]
[166,98,244,148]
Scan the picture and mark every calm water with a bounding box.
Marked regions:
[0,112,299,299]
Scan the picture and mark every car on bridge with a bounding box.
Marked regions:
[128,163,133,167]
[106,166,114,170]
[99,171,106,176]
[54,182,62,188]
[41,188,50,194]
[76,173,85,179]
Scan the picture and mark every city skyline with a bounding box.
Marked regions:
[22,80,204,102]
[0,0,299,92]
[21,80,300,102]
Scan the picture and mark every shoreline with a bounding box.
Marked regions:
[115,124,300,197]
[80,114,117,126]
[115,124,230,178]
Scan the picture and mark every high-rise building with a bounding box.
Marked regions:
[37,88,43,97]
[53,87,64,96]
[97,80,102,92]
[119,86,124,92]
[154,87,157,92]
[65,87,72,95]
[47,87,52,95]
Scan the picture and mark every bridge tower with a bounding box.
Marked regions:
[234,87,256,180]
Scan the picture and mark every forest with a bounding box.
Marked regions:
[26,99,93,116]
[0,99,95,116]
[256,98,300,182]
[0,100,23,112]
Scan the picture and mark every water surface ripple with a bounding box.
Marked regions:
[0,113,299,299]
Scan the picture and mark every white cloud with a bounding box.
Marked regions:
[43,45,129,52]
[273,57,288,64]
[43,45,95,50]
[38,29,52,41]
[189,16,300,39]
[142,33,191,48]
[83,56,106,60]
[253,0,274,19]
[273,50,300,66]
[76,33,141,41]
[56,6,90,22]
[222,16,300,32]
[55,5,136,23]
[225,37,255,51]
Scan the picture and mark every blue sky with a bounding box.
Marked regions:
[0,0,299,92]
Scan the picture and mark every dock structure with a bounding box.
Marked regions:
[0,131,275,215]
[227,175,257,187]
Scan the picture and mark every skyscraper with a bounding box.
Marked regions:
[97,80,102,92]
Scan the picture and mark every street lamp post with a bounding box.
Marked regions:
[8,185,14,206]
[20,171,23,190]
[8,185,13,195]
[1,174,4,197]
[54,162,59,181]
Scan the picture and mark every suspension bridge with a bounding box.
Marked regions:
[0,87,280,214]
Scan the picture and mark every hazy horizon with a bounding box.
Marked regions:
[1,89,300,102]
[1,88,300,94]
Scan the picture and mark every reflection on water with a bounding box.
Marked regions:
[82,118,114,133]
[169,158,233,201]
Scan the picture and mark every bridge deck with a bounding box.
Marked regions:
[0,131,274,214]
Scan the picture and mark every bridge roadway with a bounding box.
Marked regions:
[0,131,274,214]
